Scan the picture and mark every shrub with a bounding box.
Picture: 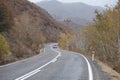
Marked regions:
[0,34,9,61]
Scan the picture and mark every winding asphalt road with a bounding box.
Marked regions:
[0,43,111,80]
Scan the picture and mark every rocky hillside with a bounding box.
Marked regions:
[1,0,64,64]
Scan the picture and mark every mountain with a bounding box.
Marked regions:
[37,0,104,26]
[1,0,64,64]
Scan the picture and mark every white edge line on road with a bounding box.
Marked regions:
[15,47,61,80]
[81,55,93,80]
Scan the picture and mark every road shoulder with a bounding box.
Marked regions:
[96,60,120,80]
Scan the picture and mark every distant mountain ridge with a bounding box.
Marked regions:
[37,0,104,26]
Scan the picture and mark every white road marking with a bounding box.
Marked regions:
[15,47,61,80]
[81,55,93,80]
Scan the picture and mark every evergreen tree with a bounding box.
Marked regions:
[0,0,13,32]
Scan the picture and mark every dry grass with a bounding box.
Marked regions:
[96,59,120,80]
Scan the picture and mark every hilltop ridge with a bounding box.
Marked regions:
[37,0,103,27]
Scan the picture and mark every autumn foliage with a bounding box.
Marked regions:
[0,0,64,65]
[59,1,120,73]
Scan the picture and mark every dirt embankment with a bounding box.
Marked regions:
[96,60,120,80]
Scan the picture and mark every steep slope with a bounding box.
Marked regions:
[37,0,103,26]
[1,0,64,64]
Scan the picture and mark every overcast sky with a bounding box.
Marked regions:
[28,0,118,7]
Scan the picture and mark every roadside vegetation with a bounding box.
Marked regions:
[59,1,120,73]
[0,0,64,65]
[0,0,13,64]
[0,0,13,32]
[0,34,9,64]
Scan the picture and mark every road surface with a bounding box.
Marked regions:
[0,43,111,80]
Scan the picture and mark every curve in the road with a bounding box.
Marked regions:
[15,47,61,80]
[80,54,93,80]
[15,44,93,80]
